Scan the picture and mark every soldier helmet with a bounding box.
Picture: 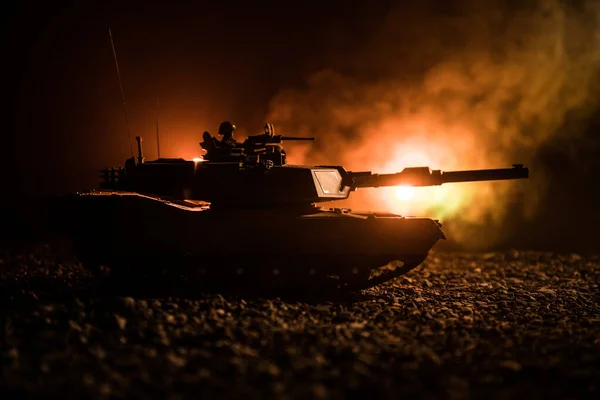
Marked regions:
[218,121,236,136]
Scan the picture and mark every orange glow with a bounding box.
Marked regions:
[395,186,415,201]
[192,157,204,162]
[280,115,514,246]
[371,141,464,218]
[262,0,600,250]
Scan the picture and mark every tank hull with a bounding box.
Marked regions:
[50,191,445,290]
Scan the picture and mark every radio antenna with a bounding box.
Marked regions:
[156,95,161,158]
[108,27,134,158]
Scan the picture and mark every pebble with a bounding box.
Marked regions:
[0,242,598,399]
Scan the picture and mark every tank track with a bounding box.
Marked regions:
[73,241,427,293]
[184,254,427,292]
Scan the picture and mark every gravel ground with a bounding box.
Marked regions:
[0,240,599,399]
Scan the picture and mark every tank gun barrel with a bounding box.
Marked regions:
[349,164,529,189]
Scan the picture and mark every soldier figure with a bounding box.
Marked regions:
[217,121,239,148]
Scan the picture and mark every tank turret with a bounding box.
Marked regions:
[99,125,528,209]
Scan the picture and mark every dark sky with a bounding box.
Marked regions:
[4,0,393,194]
[3,0,600,252]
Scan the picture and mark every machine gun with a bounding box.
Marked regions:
[243,133,315,147]
[245,122,314,144]
[240,123,315,166]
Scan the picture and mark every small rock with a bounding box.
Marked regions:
[500,360,522,371]
[115,314,127,330]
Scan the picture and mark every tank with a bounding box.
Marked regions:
[51,123,529,291]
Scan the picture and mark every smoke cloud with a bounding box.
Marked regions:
[265,0,600,249]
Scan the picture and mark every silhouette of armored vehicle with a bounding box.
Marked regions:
[52,122,529,291]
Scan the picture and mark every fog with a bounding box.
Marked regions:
[265,0,600,249]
